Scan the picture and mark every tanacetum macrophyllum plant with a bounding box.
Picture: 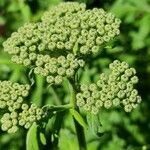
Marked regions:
[1,2,142,150]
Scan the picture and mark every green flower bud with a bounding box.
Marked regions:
[89,83,97,91]
[48,42,56,51]
[107,91,115,99]
[21,104,29,110]
[65,41,73,50]
[70,60,79,69]
[97,80,105,88]
[121,61,129,70]
[13,102,21,110]
[126,82,133,92]
[122,99,129,106]
[24,122,31,129]
[12,119,18,126]
[8,126,18,133]
[66,68,75,77]
[86,97,95,105]
[20,51,28,59]
[117,90,126,99]
[131,89,138,97]
[19,119,26,126]
[83,90,91,98]
[77,98,85,107]
[55,75,63,85]
[80,84,88,91]
[83,104,91,111]
[23,59,31,66]
[92,91,100,99]
[78,59,85,67]
[100,92,107,101]
[91,106,99,115]
[57,42,64,49]
[0,100,6,109]
[95,100,103,108]
[99,73,108,81]
[67,54,75,61]
[76,93,83,100]
[35,60,43,66]
[36,108,43,116]
[57,56,66,65]
[10,112,18,119]
[118,82,126,90]
[96,37,104,45]
[80,45,89,54]
[112,98,120,106]
[57,67,66,76]
[125,69,133,77]
[124,104,132,112]
[104,100,112,109]
[91,46,99,53]
[129,95,137,103]
[121,74,129,82]
[131,76,139,84]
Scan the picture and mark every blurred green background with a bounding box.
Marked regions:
[0,0,150,150]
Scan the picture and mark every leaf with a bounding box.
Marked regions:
[73,41,79,55]
[87,113,104,137]
[70,109,87,129]
[40,132,46,145]
[26,122,39,150]
[28,68,35,86]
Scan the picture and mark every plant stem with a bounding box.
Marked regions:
[69,79,87,150]
[73,113,87,150]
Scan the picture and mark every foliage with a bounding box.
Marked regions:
[0,0,150,150]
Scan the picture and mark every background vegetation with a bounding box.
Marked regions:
[0,0,150,149]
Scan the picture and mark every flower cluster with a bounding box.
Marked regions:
[11,52,84,85]
[3,2,120,58]
[2,2,121,85]
[42,2,121,54]
[0,80,44,133]
[76,60,142,115]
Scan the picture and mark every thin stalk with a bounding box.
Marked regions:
[69,79,87,150]
[31,75,44,106]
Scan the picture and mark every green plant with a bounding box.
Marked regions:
[0,2,142,150]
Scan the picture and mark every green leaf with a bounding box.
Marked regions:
[40,132,46,145]
[28,68,35,86]
[26,122,39,150]
[87,113,104,137]
[73,41,79,55]
[70,109,87,129]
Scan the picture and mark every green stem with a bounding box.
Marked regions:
[43,104,72,112]
[31,75,44,106]
[50,86,61,105]
[9,68,22,82]
[68,79,87,150]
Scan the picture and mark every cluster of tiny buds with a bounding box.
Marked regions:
[9,52,85,85]
[0,80,44,133]
[3,2,120,60]
[76,60,142,115]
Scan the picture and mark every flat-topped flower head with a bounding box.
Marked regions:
[3,2,120,60]
[2,2,121,85]
[76,60,142,115]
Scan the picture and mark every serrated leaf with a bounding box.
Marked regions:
[87,113,104,137]
[70,109,87,129]
[26,122,39,150]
